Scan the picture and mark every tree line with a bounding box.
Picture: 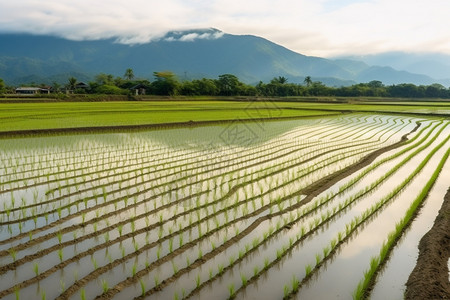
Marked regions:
[2,70,450,99]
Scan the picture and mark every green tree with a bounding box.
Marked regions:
[151,71,179,95]
[303,76,312,87]
[52,81,61,93]
[124,68,135,80]
[217,74,243,96]
[0,78,5,94]
[67,77,77,90]
[192,78,219,95]
[271,76,288,85]
[95,73,115,86]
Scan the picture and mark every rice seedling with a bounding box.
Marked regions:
[139,279,145,296]
[305,264,312,277]
[228,283,235,297]
[101,279,109,293]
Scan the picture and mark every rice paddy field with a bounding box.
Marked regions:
[0,101,449,299]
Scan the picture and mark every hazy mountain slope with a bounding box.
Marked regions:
[339,52,450,83]
[0,29,445,86]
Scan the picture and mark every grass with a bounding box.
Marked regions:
[0,100,340,133]
[3,99,448,134]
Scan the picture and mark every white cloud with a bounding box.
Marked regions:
[1,0,450,56]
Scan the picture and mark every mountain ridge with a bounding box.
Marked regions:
[0,29,447,86]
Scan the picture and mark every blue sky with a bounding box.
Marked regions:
[0,0,449,57]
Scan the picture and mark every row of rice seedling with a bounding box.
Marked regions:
[0,114,424,299]
[352,137,450,299]
[110,116,422,298]
[214,118,442,298]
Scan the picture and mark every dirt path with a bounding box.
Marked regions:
[405,187,450,299]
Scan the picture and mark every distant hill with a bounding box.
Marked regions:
[0,29,446,86]
[338,52,450,86]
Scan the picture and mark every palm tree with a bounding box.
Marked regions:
[303,76,312,87]
[278,76,288,84]
[270,76,288,85]
[68,77,77,91]
[124,68,135,80]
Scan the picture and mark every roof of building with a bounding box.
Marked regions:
[15,87,41,91]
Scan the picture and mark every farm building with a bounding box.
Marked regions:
[15,87,51,94]
[131,83,147,95]
[75,82,89,90]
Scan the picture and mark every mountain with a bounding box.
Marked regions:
[338,52,450,85]
[0,29,446,86]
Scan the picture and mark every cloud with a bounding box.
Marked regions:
[164,31,225,42]
[1,0,450,56]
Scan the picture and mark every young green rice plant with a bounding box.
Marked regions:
[241,273,248,286]
[33,262,39,276]
[217,264,224,274]
[276,249,283,260]
[91,257,98,270]
[264,257,270,269]
[228,283,235,297]
[139,279,145,296]
[57,231,63,244]
[253,265,259,277]
[196,273,201,288]
[291,275,300,293]
[117,224,123,236]
[172,260,178,274]
[14,286,20,300]
[101,279,109,293]
[60,279,65,292]
[132,262,137,276]
[58,248,64,262]
[305,264,312,277]
[239,249,245,260]
[154,274,160,287]
[330,238,337,251]
[283,285,289,298]
[41,290,46,300]
[104,232,110,243]
[9,248,17,262]
[80,288,86,300]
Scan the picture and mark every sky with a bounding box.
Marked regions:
[1,0,450,57]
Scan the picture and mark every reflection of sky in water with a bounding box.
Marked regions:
[295,121,450,299]
[0,114,443,299]
[371,160,450,300]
